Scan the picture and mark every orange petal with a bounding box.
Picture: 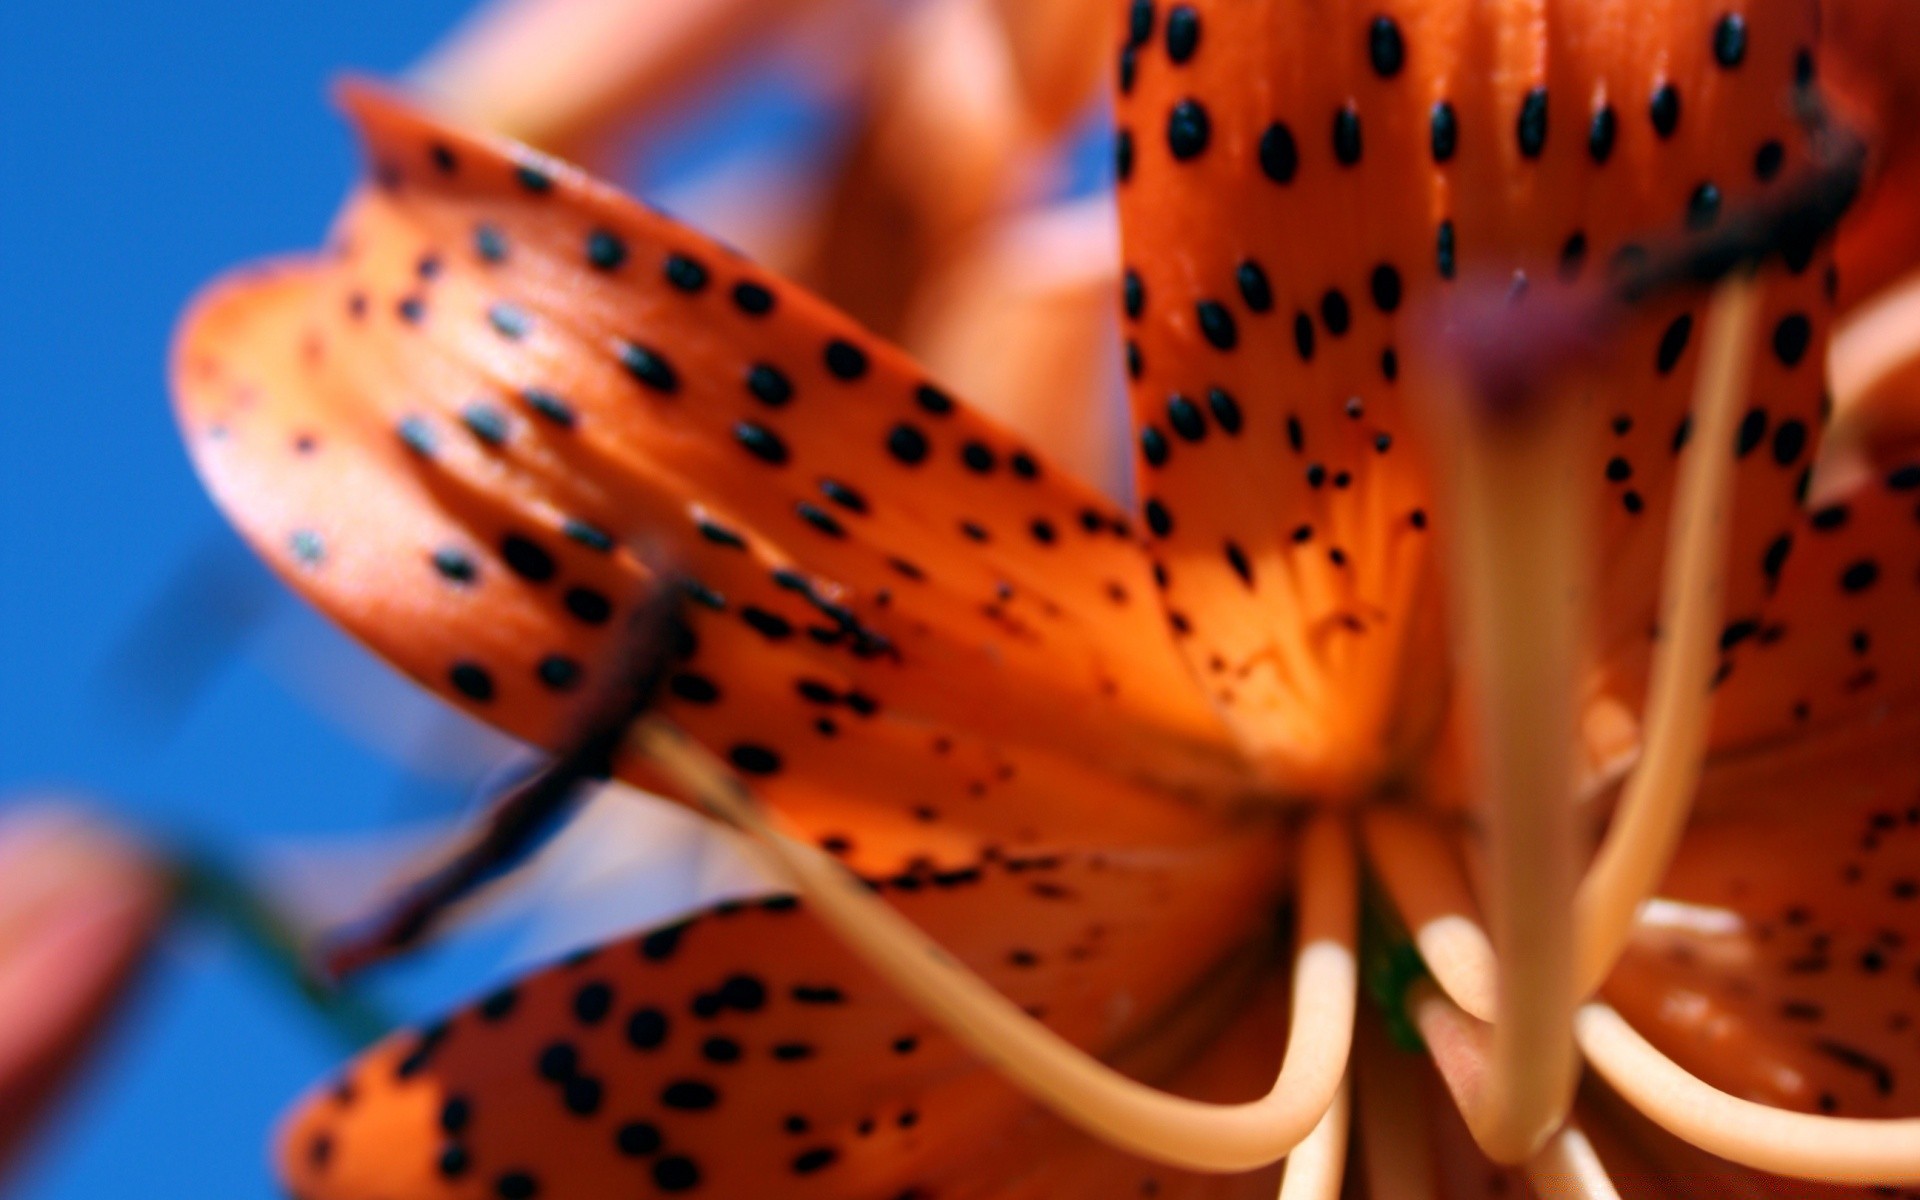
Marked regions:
[1113,0,1832,791]
[277,825,1288,1199]
[171,86,1253,877]
[1712,255,1920,752]
[796,8,1122,483]
[0,805,170,1172]
[1607,710,1920,1121]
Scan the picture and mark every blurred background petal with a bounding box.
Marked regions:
[0,805,169,1176]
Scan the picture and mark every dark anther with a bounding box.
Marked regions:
[318,581,694,980]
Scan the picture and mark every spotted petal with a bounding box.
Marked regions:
[1710,456,1920,754]
[276,826,1287,1199]
[1608,705,1920,1121]
[1709,277,1920,756]
[1112,0,1834,789]
[171,85,1252,877]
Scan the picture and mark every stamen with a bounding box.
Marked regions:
[1576,1002,1920,1184]
[1362,809,1497,1022]
[1579,1080,1789,1200]
[1572,276,1762,998]
[1432,351,1586,1161]
[1278,1073,1350,1200]
[1527,1122,1624,1200]
[632,719,1357,1173]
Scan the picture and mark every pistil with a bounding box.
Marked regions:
[1430,333,1587,1161]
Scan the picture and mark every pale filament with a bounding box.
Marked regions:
[1390,276,1765,1164]
[1399,819,1920,1185]
[1526,1122,1624,1200]
[1379,275,1754,1037]
[1572,276,1762,998]
[1436,365,1586,1161]
[632,719,1357,1173]
[1576,1003,1920,1185]
[1276,1073,1349,1200]
[1829,264,1920,416]
[1361,809,1497,1022]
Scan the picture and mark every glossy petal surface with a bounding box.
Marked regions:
[172,86,1252,877]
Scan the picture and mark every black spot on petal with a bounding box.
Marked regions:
[1166,5,1200,62]
[1333,105,1363,165]
[1714,14,1748,67]
[618,341,679,394]
[1517,87,1549,158]
[1168,99,1211,160]
[1259,122,1299,183]
[1650,83,1681,138]
[1589,105,1618,163]
[1430,100,1458,162]
[586,230,628,271]
[1368,15,1405,77]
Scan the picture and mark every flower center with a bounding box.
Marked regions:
[621,271,1768,1179]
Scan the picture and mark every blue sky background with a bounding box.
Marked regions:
[3,4,486,1196]
[0,3,841,1196]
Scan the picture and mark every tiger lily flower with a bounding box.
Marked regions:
[171,0,1920,1196]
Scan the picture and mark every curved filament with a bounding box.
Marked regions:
[1573,277,1763,997]
[1577,1003,1920,1185]
[634,719,1356,1173]
[1277,1072,1350,1200]
[1362,809,1497,1023]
